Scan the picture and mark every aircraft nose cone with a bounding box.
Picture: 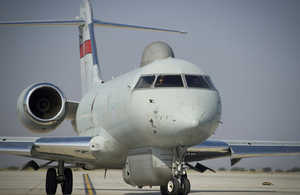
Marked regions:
[190,118,200,128]
[173,105,215,145]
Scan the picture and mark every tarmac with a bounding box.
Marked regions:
[0,170,299,195]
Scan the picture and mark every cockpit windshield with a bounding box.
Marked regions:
[134,74,216,90]
[134,75,155,89]
[155,75,183,87]
[185,75,210,89]
[185,75,217,90]
[205,76,217,90]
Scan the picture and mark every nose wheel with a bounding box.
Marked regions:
[167,177,179,194]
[160,146,191,195]
[180,176,190,195]
[160,176,190,195]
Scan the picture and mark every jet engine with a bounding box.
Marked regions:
[17,83,67,134]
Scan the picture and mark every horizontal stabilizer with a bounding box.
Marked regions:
[93,20,187,34]
[0,19,187,34]
[0,19,84,26]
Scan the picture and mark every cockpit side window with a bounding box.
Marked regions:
[134,75,155,89]
[204,76,217,90]
[155,75,184,87]
[185,75,211,89]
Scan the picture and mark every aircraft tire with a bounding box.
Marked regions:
[160,185,168,195]
[46,168,57,195]
[180,178,190,195]
[61,168,73,195]
[167,177,179,195]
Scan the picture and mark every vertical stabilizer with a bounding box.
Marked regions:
[79,0,102,96]
[0,0,186,97]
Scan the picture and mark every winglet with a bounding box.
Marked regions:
[22,160,40,171]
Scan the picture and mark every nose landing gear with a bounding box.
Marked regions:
[160,146,191,195]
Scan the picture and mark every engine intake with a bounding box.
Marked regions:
[17,83,67,134]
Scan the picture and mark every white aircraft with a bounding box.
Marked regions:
[0,1,299,195]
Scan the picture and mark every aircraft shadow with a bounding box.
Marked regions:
[77,188,276,194]
[190,190,276,194]
[76,188,161,195]
[122,190,277,195]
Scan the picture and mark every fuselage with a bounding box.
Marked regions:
[76,58,222,152]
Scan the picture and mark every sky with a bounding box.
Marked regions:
[0,0,299,170]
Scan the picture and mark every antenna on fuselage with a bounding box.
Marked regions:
[140,42,175,67]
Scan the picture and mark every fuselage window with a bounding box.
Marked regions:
[134,75,155,89]
[185,75,211,89]
[155,75,184,88]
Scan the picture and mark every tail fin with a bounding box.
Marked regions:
[0,0,186,97]
[78,0,102,96]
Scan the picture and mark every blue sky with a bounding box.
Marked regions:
[0,0,299,170]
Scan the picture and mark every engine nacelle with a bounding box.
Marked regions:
[17,83,67,134]
[122,147,173,187]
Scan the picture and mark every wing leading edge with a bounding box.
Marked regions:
[185,140,300,166]
[2,137,299,168]
[0,136,96,166]
[0,137,38,157]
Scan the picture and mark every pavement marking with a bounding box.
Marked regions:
[26,179,45,195]
[83,174,96,195]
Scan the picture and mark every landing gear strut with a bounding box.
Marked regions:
[160,146,191,195]
[45,160,73,195]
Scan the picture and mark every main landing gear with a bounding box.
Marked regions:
[160,147,191,195]
[46,160,73,195]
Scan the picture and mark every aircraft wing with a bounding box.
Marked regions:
[185,140,300,166]
[0,137,38,157]
[1,137,299,168]
[0,136,96,166]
